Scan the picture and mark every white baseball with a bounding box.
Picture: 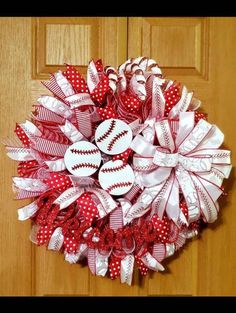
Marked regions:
[95,119,133,155]
[98,160,135,196]
[64,141,101,177]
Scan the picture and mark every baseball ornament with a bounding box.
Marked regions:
[64,141,101,177]
[99,160,135,195]
[95,118,133,155]
[5,57,232,286]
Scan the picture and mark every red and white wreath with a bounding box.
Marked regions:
[5,57,232,285]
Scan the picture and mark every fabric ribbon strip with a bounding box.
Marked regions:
[120,254,135,286]
[129,112,231,223]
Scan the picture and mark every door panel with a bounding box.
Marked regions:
[32,17,127,79]
[0,17,33,296]
[0,17,235,296]
[128,17,236,296]
[128,17,209,80]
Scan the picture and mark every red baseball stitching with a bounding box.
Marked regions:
[96,119,116,143]
[71,163,99,171]
[124,256,133,283]
[212,152,230,159]
[70,148,99,155]
[133,164,158,172]
[106,181,132,193]
[101,163,127,173]
[160,121,171,148]
[126,205,146,218]
[107,130,128,151]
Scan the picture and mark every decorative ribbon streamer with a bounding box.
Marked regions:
[13,177,48,192]
[45,158,66,172]
[152,243,166,262]
[18,200,39,221]
[87,60,99,93]
[48,227,64,251]
[75,109,93,138]
[32,106,65,124]
[6,147,35,161]
[86,188,117,218]
[65,93,94,109]
[15,189,42,199]
[168,86,193,119]
[59,120,84,143]
[19,120,42,139]
[120,254,135,286]
[31,136,70,157]
[109,206,123,231]
[65,243,88,264]
[54,187,85,210]
[37,96,73,118]
[141,252,165,272]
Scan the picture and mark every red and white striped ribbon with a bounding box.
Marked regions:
[109,206,123,231]
[42,74,67,100]
[152,243,166,262]
[88,248,96,275]
[124,183,141,202]
[31,136,70,157]
[75,109,92,138]
[33,106,65,124]
[15,189,42,199]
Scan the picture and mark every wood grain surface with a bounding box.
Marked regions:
[0,17,235,296]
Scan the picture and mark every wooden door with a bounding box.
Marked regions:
[0,17,235,296]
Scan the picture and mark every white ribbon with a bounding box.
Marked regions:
[18,200,39,220]
[95,251,109,277]
[86,188,117,218]
[59,120,84,143]
[141,252,165,272]
[129,112,231,223]
[45,158,66,172]
[13,177,48,192]
[6,147,35,161]
[87,60,99,93]
[53,187,84,210]
[169,86,193,119]
[54,71,74,97]
[19,120,42,139]
[48,227,64,251]
[87,248,109,277]
[65,93,94,109]
[120,254,135,285]
[65,243,88,264]
[37,96,73,118]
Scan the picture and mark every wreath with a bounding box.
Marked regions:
[5,57,232,285]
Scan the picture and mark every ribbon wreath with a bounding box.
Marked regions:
[4,56,232,285]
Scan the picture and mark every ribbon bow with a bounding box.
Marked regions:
[126,112,231,225]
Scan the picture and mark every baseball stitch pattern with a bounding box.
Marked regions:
[107,130,128,151]
[70,148,99,155]
[101,163,127,173]
[96,119,116,143]
[71,163,99,171]
[106,181,133,193]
